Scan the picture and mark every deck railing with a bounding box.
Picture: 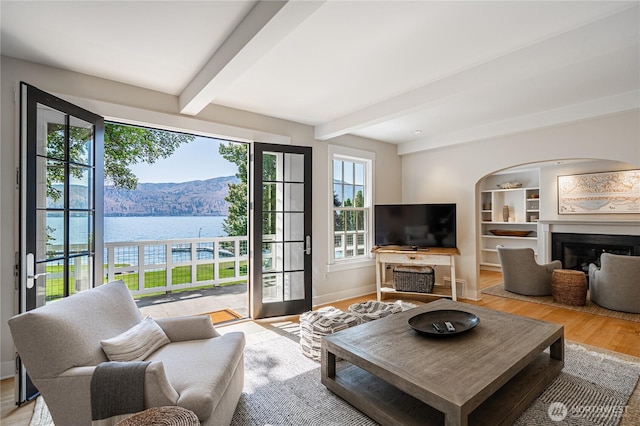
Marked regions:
[104,236,249,296]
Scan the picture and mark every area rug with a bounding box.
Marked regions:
[30,334,640,426]
[482,283,640,323]
[202,308,242,325]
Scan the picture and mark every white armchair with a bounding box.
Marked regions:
[9,280,245,426]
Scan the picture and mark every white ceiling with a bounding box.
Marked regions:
[2,1,638,154]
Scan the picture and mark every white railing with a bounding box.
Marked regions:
[104,236,248,296]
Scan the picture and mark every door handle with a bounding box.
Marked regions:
[26,253,48,289]
[304,235,311,255]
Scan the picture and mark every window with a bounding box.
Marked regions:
[329,145,374,266]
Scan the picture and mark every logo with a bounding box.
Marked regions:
[548,402,568,422]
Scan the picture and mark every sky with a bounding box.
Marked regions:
[129,136,243,183]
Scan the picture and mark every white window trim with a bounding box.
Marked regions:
[327,145,375,272]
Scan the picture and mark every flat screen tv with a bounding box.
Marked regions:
[374,203,457,249]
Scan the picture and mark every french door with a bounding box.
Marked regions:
[17,83,104,403]
[251,143,312,319]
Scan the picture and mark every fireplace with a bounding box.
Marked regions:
[551,233,640,276]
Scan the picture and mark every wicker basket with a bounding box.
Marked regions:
[552,269,587,306]
[393,265,434,293]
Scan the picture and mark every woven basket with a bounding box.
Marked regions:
[116,406,199,426]
[393,265,434,293]
[552,269,587,306]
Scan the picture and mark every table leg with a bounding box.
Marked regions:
[450,255,457,301]
[321,345,336,380]
[375,256,382,301]
[550,335,564,361]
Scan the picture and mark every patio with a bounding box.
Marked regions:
[135,282,248,320]
[100,236,250,320]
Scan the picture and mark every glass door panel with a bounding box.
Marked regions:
[18,83,103,404]
[252,144,311,318]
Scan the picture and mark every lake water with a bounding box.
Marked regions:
[104,216,228,242]
[47,215,228,244]
[47,215,230,265]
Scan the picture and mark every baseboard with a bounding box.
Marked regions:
[313,284,377,307]
[1,359,15,380]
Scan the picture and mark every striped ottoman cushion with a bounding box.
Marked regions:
[347,300,403,322]
[299,307,360,361]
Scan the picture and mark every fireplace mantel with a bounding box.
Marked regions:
[538,220,640,263]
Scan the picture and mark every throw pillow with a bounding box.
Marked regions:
[101,317,170,362]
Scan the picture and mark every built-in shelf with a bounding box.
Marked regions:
[479,171,540,272]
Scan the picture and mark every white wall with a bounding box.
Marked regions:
[402,110,640,299]
[0,56,403,378]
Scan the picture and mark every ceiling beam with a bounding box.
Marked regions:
[314,5,639,141]
[396,91,640,156]
[179,0,325,116]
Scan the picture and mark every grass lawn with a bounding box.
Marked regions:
[44,261,248,301]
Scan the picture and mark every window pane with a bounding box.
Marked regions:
[38,158,65,209]
[333,184,342,207]
[354,185,364,207]
[284,213,304,241]
[284,242,304,270]
[263,152,282,181]
[285,183,304,212]
[344,161,354,184]
[262,183,283,212]
[284,153,304,182]
[333,160,343,182]
[69,165,93,210]
[39,211,63,261]
[262,213,282,241]
[355,163,365,185]
[69,211,92,255]
[344,185,354,206]
[39,104,66,160]
[69,116,94,166]
[356,210,366,231]
[334,210,344,232]
[346,211,357,231]
[262,242,282,272]
[284,271,304,301]
[262,273,282,303]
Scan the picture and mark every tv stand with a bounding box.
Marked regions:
[372,247,460,301]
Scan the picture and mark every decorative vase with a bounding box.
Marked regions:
[502,205,509,222]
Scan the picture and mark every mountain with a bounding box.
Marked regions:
[103,176,238,217]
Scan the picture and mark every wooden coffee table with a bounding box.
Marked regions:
[321,299,564,426]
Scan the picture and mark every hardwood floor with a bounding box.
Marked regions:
[2,270,639,425]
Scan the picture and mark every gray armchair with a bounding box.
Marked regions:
[497,245,562,296]
[8,280,245,426]
[589,253,640,314]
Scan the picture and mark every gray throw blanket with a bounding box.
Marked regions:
[91,361,151,421]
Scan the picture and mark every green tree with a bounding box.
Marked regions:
[218,142,248,236]
[104,124,195,189]
[46,122,195,195]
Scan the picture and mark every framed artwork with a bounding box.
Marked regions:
[558,169,640,214]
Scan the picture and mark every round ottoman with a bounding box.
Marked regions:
[299,307,360,361]
[348,300,403,322]
[552,269,587,306]
[116,406,199,426]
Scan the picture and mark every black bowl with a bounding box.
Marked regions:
[408,309,480,337]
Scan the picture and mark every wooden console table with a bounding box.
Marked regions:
[373,247,460,301]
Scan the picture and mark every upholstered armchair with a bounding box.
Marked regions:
[8,280,245,426]
[589,253,640,314]
[496,245,563,296]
